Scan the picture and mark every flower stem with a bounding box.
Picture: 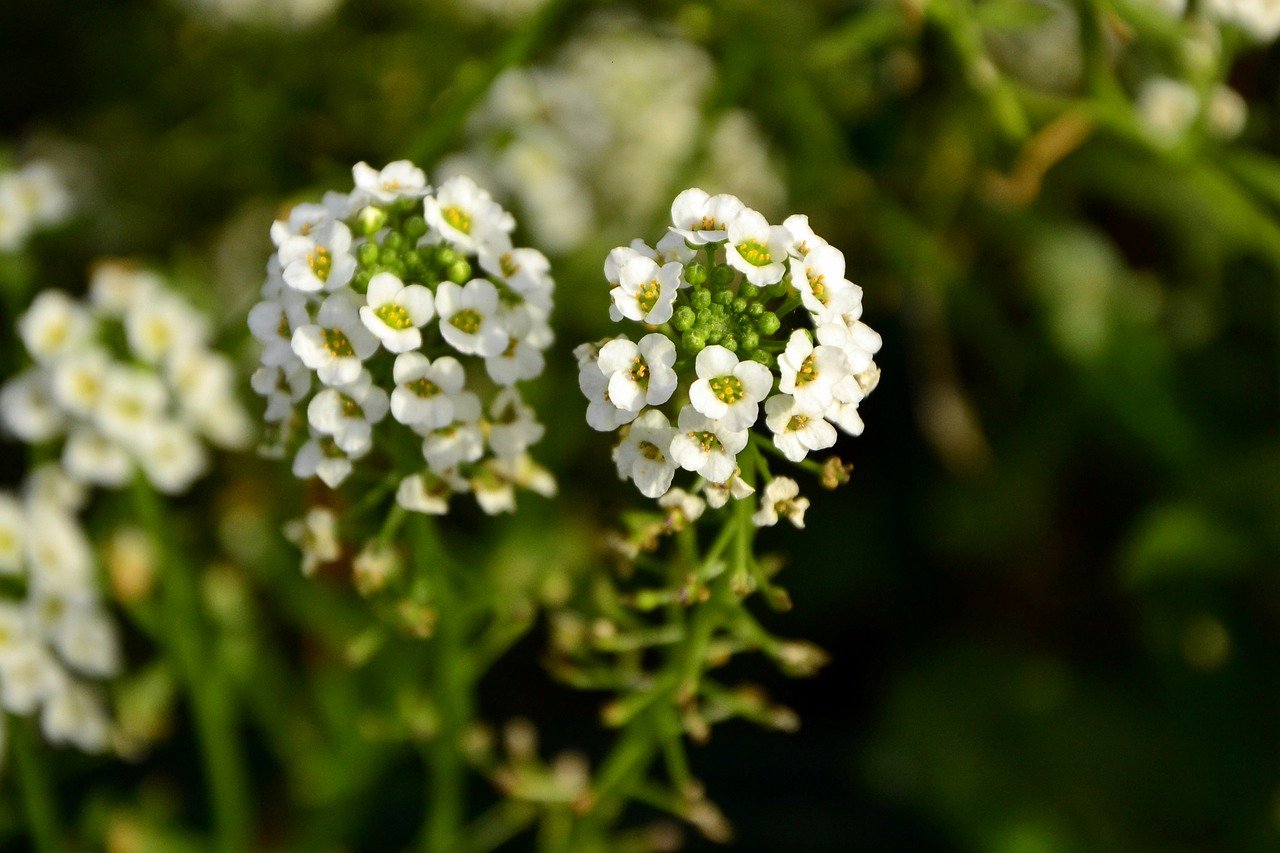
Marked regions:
[409,514,474,853]
[130,479,252,852]
[10,715,61,853]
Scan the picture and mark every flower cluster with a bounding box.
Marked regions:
[577,189,880,526]
[0,160,71,252]
[251,161,555,516]
[0,263,251,494]
[0,467,119,752]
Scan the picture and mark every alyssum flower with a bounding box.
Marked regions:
[252,162,556,518]
[577,189,881,527]
[0,263,252,494]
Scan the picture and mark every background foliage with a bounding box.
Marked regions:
[2,0,1279,849]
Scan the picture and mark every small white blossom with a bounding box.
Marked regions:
[280,220,357,293]
[765,394,837,462]
[284,507,341,578]
[248,291,310,367]
[658,487,706,524]
[353,159,430,203]
[609,255,681,325]
[18,292,89,364]
[752,477,809,528]
[669,406,748,484]
[390,352,465,428]
[703,472,755,508]
[778,330,850,415]
[790,246,860,321]
[688,346,773,430]
[359,272,435,353]
[292,294,380,386]
[782,214,829,257]
[670,188,745,245]
[436,279,508,357]
[306,371,390,455]
[425,174,514,252]
[487,387,546,459]
[613,409,678,498]
[725,208,793,286]
[596,334,678,413]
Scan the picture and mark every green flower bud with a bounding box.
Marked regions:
[750,349,773,367]
[712,289,733,306]
[379,246,400,265]
[738,330,760,352]
[356,242,380,267]
[673,305,696,331]
[692,288,712,310]
[710,265,736,287]
[447,259,472,284]
[757,312,781,336]
[721,336,739,353]
[765,281,789,299]
[706,329,724,345]
[682,329,707,353]
[381,232,405,252]
[356,205,387,236]
[684,262,708,287]
[352,269,372,292]
[402,215,428,242]
[731,297,748,314]
[747,302,765,318]
[436,246,459,268]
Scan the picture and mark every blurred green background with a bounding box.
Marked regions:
[2,0,1280,849]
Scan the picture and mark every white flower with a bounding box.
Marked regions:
[703,472,754,508]
[396,471,454,515]
[248,291,310,367]
[50,349,111,417]
[22,465,87,513]
[94,367,168,447]
[487,387,545,459]
[1208,0,1280,41]
[725,208,793,286]
[280,220,357,292]
[604,244,644,286]
[353,160,430,203]
[777,329,850,415]
[765,394,837,462]
[283,507,340,578]
[490,453,557,498]
[609,256,681,325]
[0,496,25,574]
[782,214,829,257]
[669,406,748,484]
[0,641,58,715]
[252,360,311,423]
[306,371,390,454]
[436,279,508,357]
[89,263,162,315]
[421,393,485,471]
[579,357,635,432]
[1207,84,1247,140]
[49,606,120,679]
[670,188,745,245]
[24,505,94,593]
[596,333,678,413]
[293,432,359,488]
[270,200,335,247]
[136,422,207,495]
[292,293,380,386]
[18,291,90,364]
[358,272,435,353]
[613,409,678,498]
[1137,77,1199,146]
[391,352,465,428]
[790,246,860,320]
[688,345,773,430]
[125,293,208,364]
[484,335,545,386]
[478,234,555,312]
[40,681,111,753]
[752,477,809,528]
[62,429,133,487]
[0,373,64,442]
[657,487,706,524]
[472,463,517,515]
[424,174,514,252]
[10,162,71,227]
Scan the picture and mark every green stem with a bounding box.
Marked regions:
[130,480,252,852]
[10,716,61,853]
[410,514,474,853]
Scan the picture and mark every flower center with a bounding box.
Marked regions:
[449,308,482,335]
[340,394,363,419]
[808,273,828,304]
[408,377,440,398]
[692,430,723,453]
[499,253,519,278]
[322,328,355,358]
[637,279,661,314]
[786,414,810,431]
[698,215,723,231]
[736,239,772,267]
[628,356,650,389]
[709,375,745,404]
[308,246,332,280]
[638,440,665,461]
[277,311,291,338]
[320,436,345,458]
[796,354,818,386]
[375,302,414,330]
[442,205,472,235]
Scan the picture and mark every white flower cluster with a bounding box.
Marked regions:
[0,160,71,252]
[1137,77,1247,145]
[0,263,251,494]
[440,16,785,254]
[0,468,119,753]
[251,162,555,516]
[1206,0,1280,41]
[577,189,881,526]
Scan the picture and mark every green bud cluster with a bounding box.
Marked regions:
[666,256,799,367]
[350,205,466,293]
